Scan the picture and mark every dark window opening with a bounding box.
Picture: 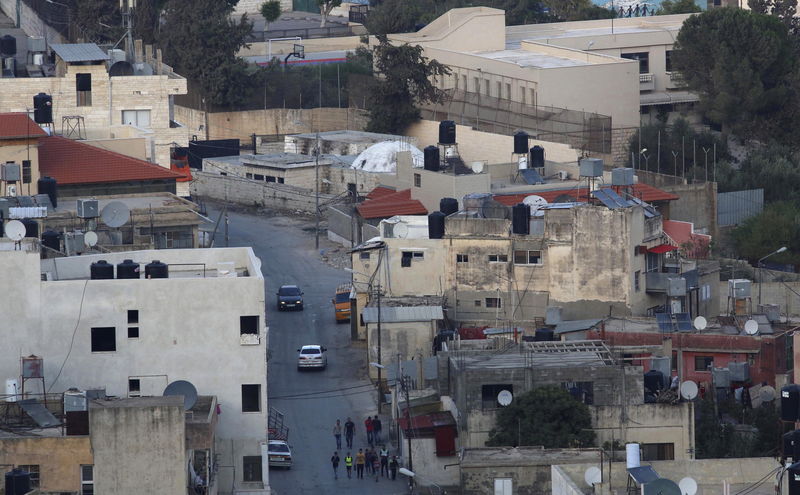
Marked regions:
[127,327,139,338]
[240,315,259,335]
[241,384,261,412]
[482,384,513,409]
[474,300,481,307]
[665,50,674,72]
[22,160,31,184]
[265,176,276,182]
[485,297,501,308]
[488,254,508,263]
[254,174,264,181]
[76,73,92,106]
[91,327,116,352]
[621,52,650,74]
[414,173,421,187]
[17,465,39,488]
[246,173,253,179]
[514,250,542,265]
[127,310,138,324]
[562,381,594,405]
[641,443,674,461]
[360,252,370,260]
[129,379,141,393]
[277,177,284,184]
[694,356,713,371]
[243,456,263,482]
[457,254,469,263]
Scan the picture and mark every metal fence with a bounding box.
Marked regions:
[21,0,73,39]
[717,189,763,227]
[249,25,357,42]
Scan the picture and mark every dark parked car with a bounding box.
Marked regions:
[277,285,304,311]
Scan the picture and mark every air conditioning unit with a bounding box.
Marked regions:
[1,162,20,181]
[6,184,16,196]
[729,279,752,298]
[77,199,99,218]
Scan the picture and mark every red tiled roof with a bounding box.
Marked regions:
[365,186,396,200]
[357,188,428,219]
[493,183,679,206]
[38,136,182,185]
[0,113,48,140]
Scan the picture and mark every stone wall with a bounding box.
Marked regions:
[611,127,637,167]
[0,0,67,44]
[661,181,718,237]
[233,0,293,15]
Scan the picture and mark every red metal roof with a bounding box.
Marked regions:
[398,411,457,434]
[356,188,427,219]
[493,183,679,206]
[38,136,182,185]
[365,186,397,200]
[648,244,678,254]
[0,113,48,140]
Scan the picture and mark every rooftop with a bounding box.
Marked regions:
[89,395,183,410]
[473,48,593,69]
[0,113,48,140]
[290,130,410,144]
[362,305,444,324]
[461,447,601,467]
[492,183,679,206]
[450,340,616,370]
[51,43,109,63]
[53,193,199,216]
[357,188,428,219]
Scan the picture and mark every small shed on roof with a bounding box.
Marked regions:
[362,305,443,323]
[50,43,109,63]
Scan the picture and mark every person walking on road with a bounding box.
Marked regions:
[344,417,355,448]
[365,448,374,475]
[355,449,366,479]
[389,456,398,480]
[331,452,340,480]
[344,452,353,479]
[372,415,382,443]
[373,454,381,483]
[380,445,389,477]
[333,419,342,450]
[365,416,374,446]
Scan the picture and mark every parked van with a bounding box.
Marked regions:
[332,283,352,323]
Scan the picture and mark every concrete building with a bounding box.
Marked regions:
[0,112,47,197]
[0,245,270,494]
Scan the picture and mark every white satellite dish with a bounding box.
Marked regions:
[693,316,707,331]
[760,385,776,402]
[744,319,759,335]
[680,380,698,400]
[101,201,130,228]
[584,466,602,487]
[497,389,513,407]
[470,161,485,173]
[4,220,26,241]
[393,222,409,239]
[679,477,698,495]
[522,195,548,212]
[84,231,98,247]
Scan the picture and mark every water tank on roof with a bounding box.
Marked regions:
[5,468,31,495]
[90,260,114,280]
[116,259,140,279]
[428,211,445,239]
[440,197,458,216]
[785,430,800,461]
[512,203,530,235]
[37,176,57,207]
[783,385,800,422]
[788,461,800,494]
[534,328,554,341]
[41,229,60,252]
[145,260,169,279]
[0,35,16,57]
[439,120,456,145]
[644,369,665,394]
[530,145,544,168]
[423,146,440,172]
[513,131,529,155]
[20,218,38,238]
[33,92,52,124]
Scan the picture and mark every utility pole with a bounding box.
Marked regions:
[315,131,320,250]
[402,374,414,488]
[376,283,382,413]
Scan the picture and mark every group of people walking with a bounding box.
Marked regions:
[330,416,400,482]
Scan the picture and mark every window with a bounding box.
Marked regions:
[641,443,674,461]
[240,315,259,335]
[513,250,542,265]
[127,310,138,324]
[646,252,660,272]
[634,270,641,292]
[494,478,513,495]
[91,327,116,352]
[243,456,263,482]
[694,356,713,371]
[488,254,508,263]
[360,252,370,260]
[17,465,39,488]
[413,173,421,187]
[563,381,594,405]
[265,176,276,182]
[241,384,261,412]
[127,327,139,338]
[22,160,31,184]
[482,384,512,409]
[521,87,526,104]
[496,81,501,97]
[473,77,479,93]
[484,79,490,95]
[401,251,423,267]
[246,173,253,179]
[457,254,469,263]
[505,83,511,100]
[76,73,92,106]
[254,174,264,181]
[474,300,481,307]
[80,465,94,495]
[129,378,141,396]
[121,109,151,128]
[747,354,756,366]
[665,50,674,72]
[672,351,678,371]
[621,52,650,74]
[485,297,501,308]
[277,177,284,184]
[462,75,467,90]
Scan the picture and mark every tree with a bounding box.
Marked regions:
[487,386,595,448]
[72,0,124,43]
[731,201,800,267]
[319,0,343,28]
[749,0,799,34]
[260,1,282,31]
[134,0,165,45]
[365,36,451,134]
[672,9,800,144]
[734,144,800,203]
[657,0,702,15]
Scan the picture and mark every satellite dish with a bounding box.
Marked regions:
[470,161,485,173]
[679,477,698,495]
[643,478,682,495]
[744,319,759,335]
[497,389,513,407]
[760,385,776,402]
[163,380,198,411]
[101,201,130,228]
[584,466,602,487]
[4,220,25,241]
[693,316,707,331]
[522,195,548,212]
[680,380,698,400]
[84,231,98,247]
[393,222,409,239]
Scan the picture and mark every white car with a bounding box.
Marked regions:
[297,345,327,370]
[267,440,293,469]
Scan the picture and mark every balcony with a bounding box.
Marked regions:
[639,73,655,91]
[666,71,683,89]
[645,272,686,295]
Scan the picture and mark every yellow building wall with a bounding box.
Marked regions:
[0,436,92,492]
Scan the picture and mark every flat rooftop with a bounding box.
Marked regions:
[450,340,615,370]
[461,447,601,467]
[89,395,183,409]
[474,48,592,68]
[208,153,353,170]
[54,193,198,214]
[290,130,410,144]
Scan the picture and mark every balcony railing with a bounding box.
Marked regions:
[639,74,654,83]
[639,73,655,91]
[645,272,686,295]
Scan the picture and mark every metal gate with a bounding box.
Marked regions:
[293,0,318,14]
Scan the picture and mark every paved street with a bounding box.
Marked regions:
[206,205,407,494]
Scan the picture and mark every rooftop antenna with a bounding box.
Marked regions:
[4,219,25,249]
[101,201,130,245]
[119,0,136,60]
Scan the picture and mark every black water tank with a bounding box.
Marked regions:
[33,92,52,124]
[513,131,529,155]
[41,229,60,251]
[21,218,38,238]
[117,259,140,279]
[5,468,31,495]
[783,385,800,422]
[785,430,800,461]
[145,260,169,279]
[0,35,16,57]
[90,260,114,280]
[440,197,458,216]
[423,146,440,172]
[37,176,57,207]
[788,461,800,495]
[644,370,665,394]
[428,211,445,239]
[534,328,554,342]
[512,203,530,235]
[439,120,456,145]
[530,145,545,168]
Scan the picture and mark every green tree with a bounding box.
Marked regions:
[366,36,450,134]
[735,144,800,203]
[749,0,799,35]
[319,0,343,27]
[364,0,428,35]
[657,0,702,15]
[487,386,595,448]
[72,0,123,43]
[260,1,282,31]
[731,201,800,267]
[160,0,254,106]
[672,8,800,144]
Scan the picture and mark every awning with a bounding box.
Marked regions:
[649,244,678,254]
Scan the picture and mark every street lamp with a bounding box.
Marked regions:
[398,468,444,494]
[758,247,788,305]
[640,148,650,172]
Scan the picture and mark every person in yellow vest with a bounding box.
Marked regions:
[344,452,353,479]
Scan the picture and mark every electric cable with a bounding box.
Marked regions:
[48,279,89,392]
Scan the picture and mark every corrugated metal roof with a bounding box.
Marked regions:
[493,183,679,206]
[553,319,602,334]
[362,305,443,323]
[51,43,109,63]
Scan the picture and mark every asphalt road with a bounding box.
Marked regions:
[205,205,407,494]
